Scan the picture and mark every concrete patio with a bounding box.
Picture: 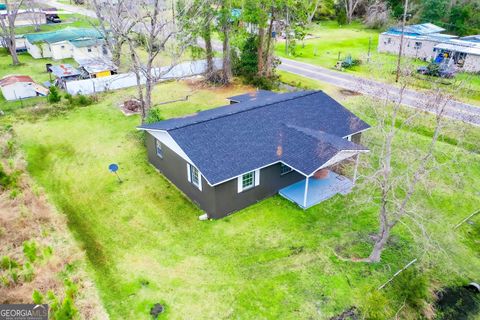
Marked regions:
[279,171,353,209]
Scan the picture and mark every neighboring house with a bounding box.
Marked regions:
[138,90,370,219]
[378,23,480,72]
[0,9,46,27]
[24,28,111,60]
[378,23,458,60]
[433,40,480,73]
[0,75,48,101]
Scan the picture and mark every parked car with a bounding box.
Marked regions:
[417,63,455,79]
[46,14,61,23]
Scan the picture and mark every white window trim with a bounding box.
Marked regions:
[237,169,260,193]
[155,139,163,158]
[187,163,202,191]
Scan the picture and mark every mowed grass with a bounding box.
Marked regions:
[275,21,480,104]
[10,78,480,319]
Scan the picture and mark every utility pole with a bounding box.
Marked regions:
[395,0,409,82]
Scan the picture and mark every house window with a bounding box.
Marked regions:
[280,164,293,175]
[87,48,92,52]
[187,163,202,190]
[155,140,163,158]
[414,42,422,49]
[238,169,260,192]
[387,38,392,44]
[242,171,255,190]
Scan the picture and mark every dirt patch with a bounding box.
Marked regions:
[339,89,361,96]
[330,306,360,320]
[0,131,108,319]
[120,98,142,116]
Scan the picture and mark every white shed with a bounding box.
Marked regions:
[0,75,48,101]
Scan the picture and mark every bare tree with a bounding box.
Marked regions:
[116,0,202,122]
[25,0,42,32]
[343,0,363,24]
[219,0,232,84]
[89,0,133,68]
[353,85,450,263]
[0,0,25,65]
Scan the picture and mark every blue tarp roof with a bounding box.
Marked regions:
[387,23,445,35]
[140,91,370,185]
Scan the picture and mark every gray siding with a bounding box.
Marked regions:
[146,133,217,215]
[213,163,304,218]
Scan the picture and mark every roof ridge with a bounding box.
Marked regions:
[169,90,319,131]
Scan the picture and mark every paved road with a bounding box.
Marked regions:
[279,58,480,126]
[39,0,97,18]
[43,0,480,126]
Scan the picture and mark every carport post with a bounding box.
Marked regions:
[353,154,360,183]
[303,176,309,209]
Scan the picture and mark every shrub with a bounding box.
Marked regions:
[23,240,38,263]
[32,289,44,304]
[47,86,61,104]
[75,94,92,106]
[0,256,19,270]
[146,108,164,124]
[22,262,34,282]
[0,163,20,190]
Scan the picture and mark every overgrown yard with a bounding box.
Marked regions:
[6,78,479,319]
[275,21,480,105]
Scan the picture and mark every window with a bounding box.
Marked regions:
[414,42,422,49]
[280,164,293,175]
[387,38,392,44]
[187,163,202,190]
[238,169,260,192]
[61,45,65,49]
[242,171,255,190]
[155,139,163,158]
[87,48,92,52]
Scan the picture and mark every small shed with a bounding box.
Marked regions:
[0,75,48,101]
[49,64,82,88]
[75,58,117,78]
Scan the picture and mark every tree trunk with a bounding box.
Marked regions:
[308,0,321,24]
[7,36,19,65]
[112,38,123,68]
[264,12,274,77]
[202,23,214,80]
[221,1,232,85]
[257,27,265,76]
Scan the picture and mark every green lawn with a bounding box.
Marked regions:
[15,14,97,35]
[275,21,480,105]
[5,76,478,319]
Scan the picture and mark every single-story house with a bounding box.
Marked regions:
[378,23,459,60]
[75,58,117,78]
[0,9,46,27]
[138,90,370,219]
[24,27,111,60]
[0,75,48,101]
[433,40,480,73]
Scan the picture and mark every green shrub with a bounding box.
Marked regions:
[23,240,38,263]
[75,94,92,106]
[22,262,34,282]
[0,163,20,190]
[146,108,164,124]
[32,289,44,304]
[0,256,19,270]
[47,86,61,104]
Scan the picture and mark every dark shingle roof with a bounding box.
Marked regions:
[228,89,279,103]
[139,90,370,185]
